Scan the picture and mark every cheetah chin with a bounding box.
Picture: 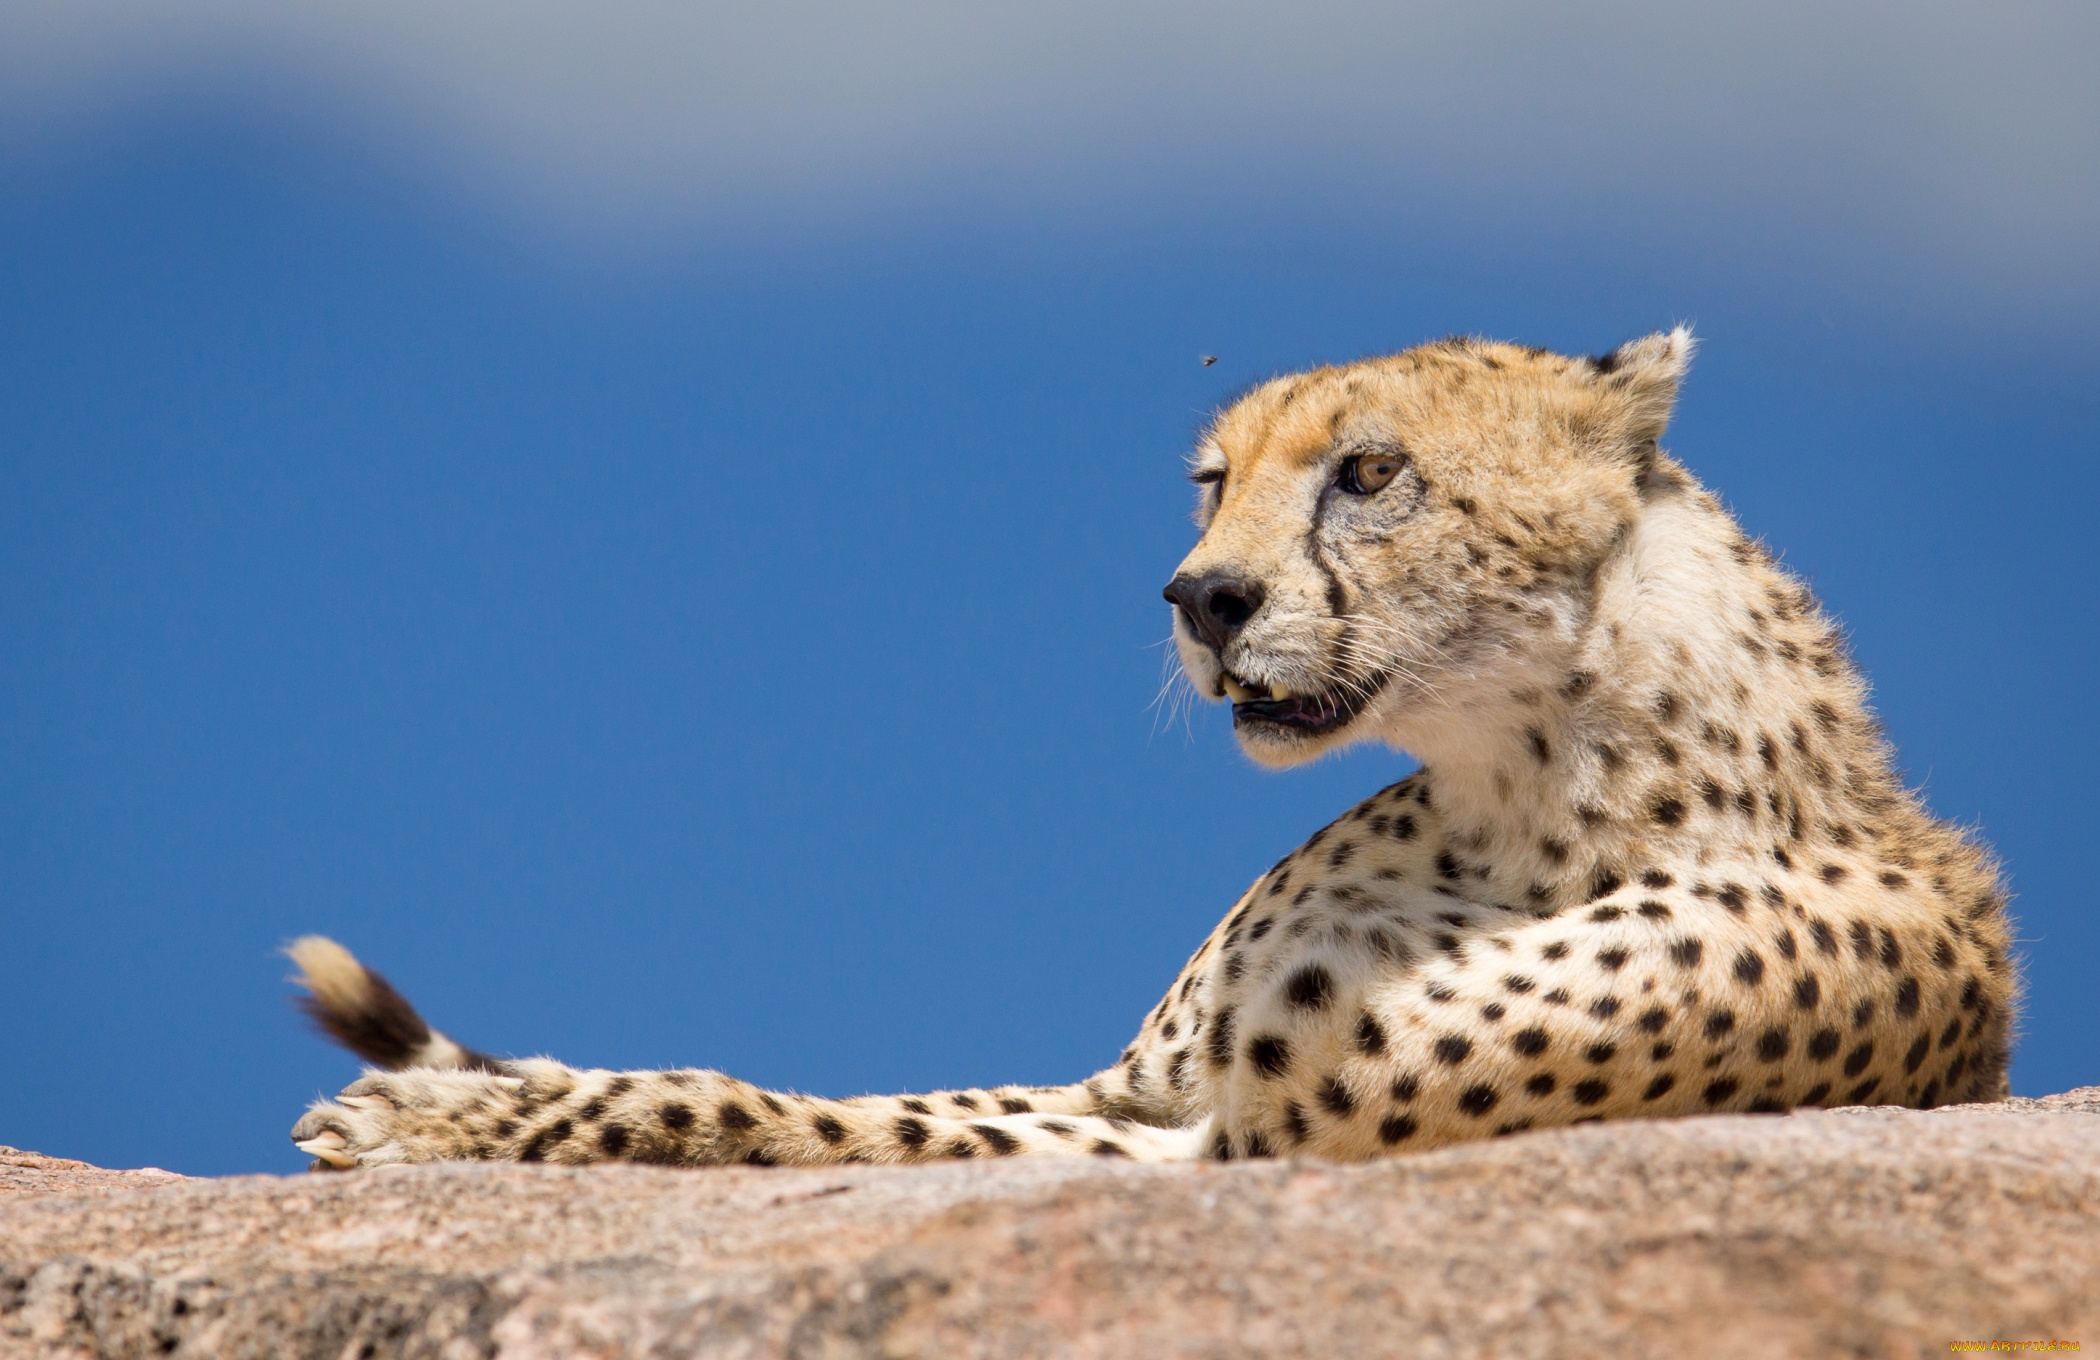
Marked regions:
[285,328,2015,1173]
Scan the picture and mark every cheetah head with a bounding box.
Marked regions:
[1164,329,1693,768]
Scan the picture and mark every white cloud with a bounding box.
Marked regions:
[3,0,2094,288]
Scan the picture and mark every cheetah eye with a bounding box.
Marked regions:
[1338,452,1404,496]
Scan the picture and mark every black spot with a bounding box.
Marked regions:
[599,1124,631,1156]
[761,1093,786,1116]
[1878,930,1902,969]
[1248,1035,1292,1078]
[1481,1002,1506,1021]
[1808,1028,1841,1061]
[1852,998,1876,1028]
[813,1114,846,1144]
[1939,1017,1963,1050]
[998,1096,1034,1114]
[1821,864,1848,885]
[1638,900,1673,920]
[1733,950,1766,986]
[1590,906,1625,923]
[659,1103,694,1132]
[1391,1074,1420,1102]
[1774,930,1798,961]
[900,1097,932,1115]
[894,1117,930,1148]
[1903,1034,1931,1074]
[1597,948,1629,971]
[1842,1042,1875,1077]
[1668,937,1704,968]
[1317,1076,1356,1117]
[1642,1074,1676,1101]
[1746,1096,1787,1114]
[1541,837,1570,864]
[1528,727,1551,763]
[1543,988,1572,1006]
[1588,871,1625,902]
[1585,1042,1617,1065]
[1393,814,1417,840]
[1589,997,1622,1019]
[950,1092,980,1111]
[1543,941,1571,962]
[719,1102,757,1132]
[1355,1012,1388,1055]
[1207,1007,1237,1068]
[1285,965,1335,1010]
[1568,1079,1607,1106]
[1455,1084,1498,1116]
[1504,974,1536,994]
[1801,1083,1832,1106]
[1652,798,1686,827]
[1716,883,1748,915]
[1652,1042,1675,1061]
[1959,978,1981,1010]
[1701,1078,1740,1107]
[1283,1102,1309,1144]
[1704,1010,1736,1039]
[1845,1078,1882,1103]
[1512,1027,1550,1056]
[1378,1114,1418,1144]
[494,1119,519,1139]
[1934,936,1957,970]
[1919,1080,1942,1109]
[1636,1006,1669,1033]
[1436,852,1463,881]
[1756,1029,1789,1062]
[1091,1140,1132,1158]
[1809,920,1837,956]
[1249,918,1275,941]
[1794,975,1821,1009]
[1895,977,1921,1016]
[1433,1035,1473,1065]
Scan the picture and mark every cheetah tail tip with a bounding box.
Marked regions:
[284,935,501,1073]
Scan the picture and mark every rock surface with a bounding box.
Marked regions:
[4,1093,2098,1359]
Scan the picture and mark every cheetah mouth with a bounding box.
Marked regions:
[1225,669,1389,737]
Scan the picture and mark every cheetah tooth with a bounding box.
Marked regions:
[1221,676,1254,703]
[1269,683,1292,700]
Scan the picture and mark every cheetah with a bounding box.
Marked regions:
[290,329,2017,1170]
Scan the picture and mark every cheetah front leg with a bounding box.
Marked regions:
[292,1060,1210,1167]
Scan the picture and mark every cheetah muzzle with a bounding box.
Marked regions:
[286,328,2017,1171]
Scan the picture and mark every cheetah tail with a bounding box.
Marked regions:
[285,936,506,1073]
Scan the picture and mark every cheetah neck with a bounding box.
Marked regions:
[1378,478,1917,913]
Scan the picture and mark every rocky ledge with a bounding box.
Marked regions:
[4,1090,2098,1359]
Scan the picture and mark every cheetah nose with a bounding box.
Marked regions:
[1164,571,1267,655]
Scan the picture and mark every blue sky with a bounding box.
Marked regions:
[2,3,2094,1175]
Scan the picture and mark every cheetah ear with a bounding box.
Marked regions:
[1585,326,1695,448]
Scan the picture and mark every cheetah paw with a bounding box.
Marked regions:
[291,1070,518,1169]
